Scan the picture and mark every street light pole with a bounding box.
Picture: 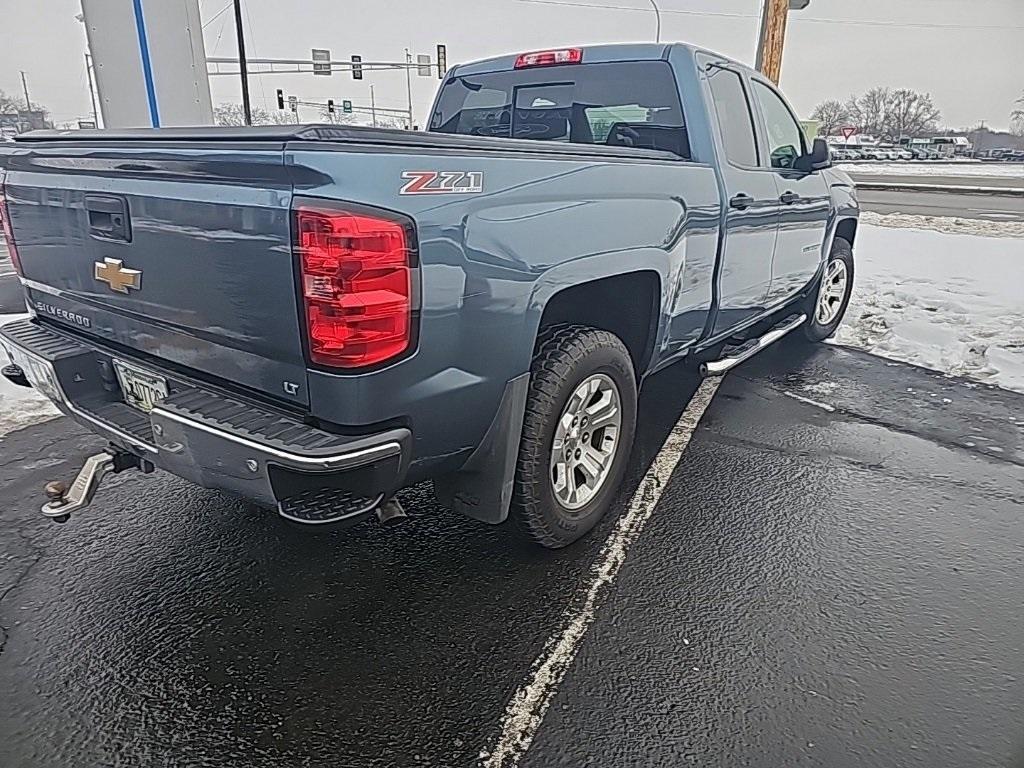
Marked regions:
[404,48,414,130]
[649,0,661,43]
[84,54,100,127]
[232,0,252,125]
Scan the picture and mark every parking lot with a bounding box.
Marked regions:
[1,340,1021,768]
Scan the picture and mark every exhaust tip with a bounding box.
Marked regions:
[376,498,408,527]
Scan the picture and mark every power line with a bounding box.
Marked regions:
[515,0,1024,30]
[518,0,753,20]
[201,1,233,29]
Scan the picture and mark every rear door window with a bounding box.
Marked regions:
[430,61,689,157]
[706,66,759,167]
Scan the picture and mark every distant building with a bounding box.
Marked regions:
[0,109,51,137]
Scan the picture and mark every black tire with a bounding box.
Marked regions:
[802,236,855,342]
[511,325,638,549]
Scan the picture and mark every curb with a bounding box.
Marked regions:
[852,181,1024,197]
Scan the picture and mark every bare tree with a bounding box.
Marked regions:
[0,89,24,115]
[318,106,359,125]
[1012,92,1024,136]
[213,103,293,126]
[845,87,890,137]
[810,99,850,136]
[844,87,941,139]
[885,89,940,138]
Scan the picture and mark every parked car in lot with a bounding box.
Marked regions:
[0,42,858,547]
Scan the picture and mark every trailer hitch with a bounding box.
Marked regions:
[42,449,152,523]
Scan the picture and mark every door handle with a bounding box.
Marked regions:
[779,191,800,205]
[85,194,131,242]
[729,193,754,210]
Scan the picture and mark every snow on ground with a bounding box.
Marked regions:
[0,313,61,438]
[838,162,1024,180]
[833,219,1024,393]
[860,210,1024,239]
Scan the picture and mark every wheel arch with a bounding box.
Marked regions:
[528,257,668,379]
[834,217,858,247]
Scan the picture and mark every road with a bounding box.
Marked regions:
[1,342,1021,768]
[856,187,1024,222]
[845,169,1024,223]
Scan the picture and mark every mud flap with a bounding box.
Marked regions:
[432,373,529,524]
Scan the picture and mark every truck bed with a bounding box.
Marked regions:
[15,124,680,162]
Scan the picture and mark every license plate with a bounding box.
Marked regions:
[112,359,168,413]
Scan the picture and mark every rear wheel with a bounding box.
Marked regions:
[511,325,637,549]
[802,237,854,342]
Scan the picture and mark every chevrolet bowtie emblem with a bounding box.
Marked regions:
[94,258,141,294]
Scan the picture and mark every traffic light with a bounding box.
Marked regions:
[436,44,447,79]
[351,54,363,80]
[276,89,284,110]
[342,100,353,114]
[327,99,335,114]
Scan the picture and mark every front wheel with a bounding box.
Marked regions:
[802,237,854,342]
[511,325,638,549]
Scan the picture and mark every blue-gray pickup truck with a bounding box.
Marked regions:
[0,43,857,547]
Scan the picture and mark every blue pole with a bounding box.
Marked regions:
[131,0,160,127]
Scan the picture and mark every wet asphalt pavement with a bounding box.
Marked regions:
[1,342,1022,768]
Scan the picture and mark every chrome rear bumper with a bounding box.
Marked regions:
[0,318,410,512]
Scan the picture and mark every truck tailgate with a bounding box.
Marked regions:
[2,141,308,406]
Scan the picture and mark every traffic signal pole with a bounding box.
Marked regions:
[232,0,252,125]
[404,49,414,130]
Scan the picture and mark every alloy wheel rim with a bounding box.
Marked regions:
[815,258,848,326]
[549,373,622,511]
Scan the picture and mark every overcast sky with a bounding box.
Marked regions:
[1,0,1021,131]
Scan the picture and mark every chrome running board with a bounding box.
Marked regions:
[700,313,807,377]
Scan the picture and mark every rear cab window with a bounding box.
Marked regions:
[430,61,690,158]
[705,66,759,167]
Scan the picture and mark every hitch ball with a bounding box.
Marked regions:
[43,481,71,523]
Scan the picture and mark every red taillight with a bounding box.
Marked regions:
[296,205,413,369]
[514,48,583,69]
[0,177,22,277]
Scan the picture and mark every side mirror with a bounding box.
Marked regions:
[796,137,831,172]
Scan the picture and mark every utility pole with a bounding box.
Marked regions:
[20,71,32,112]
[370,85,378,128]
[84,54,100,127]
[404,48,414,130]
[232,0,252,125]
[755,0,809,84]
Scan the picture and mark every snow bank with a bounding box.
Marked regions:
[833,223,1024,393]
[0,313,61,437]
[860,211,1024,239]
[838,162,1024,179]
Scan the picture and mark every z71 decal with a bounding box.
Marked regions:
[400,170,484,195]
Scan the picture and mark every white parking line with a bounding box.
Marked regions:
[479,377,722,768]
